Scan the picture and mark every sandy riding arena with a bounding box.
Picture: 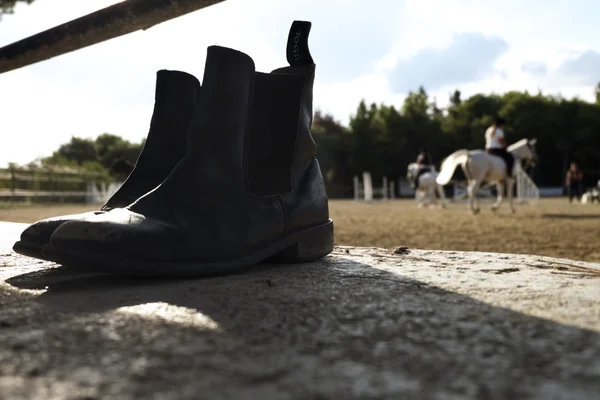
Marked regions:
[1,198,599,262]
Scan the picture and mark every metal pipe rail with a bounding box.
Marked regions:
[0,0,226,74]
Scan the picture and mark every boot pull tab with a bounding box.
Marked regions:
[286,20,314,67]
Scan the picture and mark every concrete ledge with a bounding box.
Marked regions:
[0,222,599,399]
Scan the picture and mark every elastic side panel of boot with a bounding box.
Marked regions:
[140,70,200,171]
[103,71,200,210]
[248,73,305,196]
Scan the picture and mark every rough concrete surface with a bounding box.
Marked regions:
[0,222,599,400]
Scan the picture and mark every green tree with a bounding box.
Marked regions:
[348,100,395,178]
[429,97,444,121]
[348,100,373,174]
[312,111,352,196]
[450,90,462,107]
[95,133,125,158]
[48,136,98,166]
[39,133,144,176]
[94,133,142,169]
[0,0,34,18]
[22,84,600,198]
[402,86,429,119]
[312,111,346,136]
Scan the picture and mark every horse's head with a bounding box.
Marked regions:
[525,138,539,167]
[508,138,538,168]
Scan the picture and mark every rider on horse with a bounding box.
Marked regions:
[413,148,433,189]
[485,117,514,177]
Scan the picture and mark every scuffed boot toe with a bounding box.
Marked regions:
[44,208,187,269]
[13,211,102,260]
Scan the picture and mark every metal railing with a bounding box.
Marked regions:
[0,0,227,74]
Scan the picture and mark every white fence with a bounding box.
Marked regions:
[0,165,122,204]
[0,181,122,204]
[353,172,395,201]
[85,182,123,204]
[516,168,540,204]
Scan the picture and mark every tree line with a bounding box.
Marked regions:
[313,86,600,198]
[16,85,600,198]
[28,133,145,179]
[0,0,34,18]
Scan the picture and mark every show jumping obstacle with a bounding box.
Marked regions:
[353,172,395,201]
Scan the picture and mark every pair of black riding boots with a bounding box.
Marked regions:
[13,21,334,277]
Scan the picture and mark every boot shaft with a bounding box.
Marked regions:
[103,70,200,210]
[185,46,255,194]
[185,21,319,198]
[137,70,200,171]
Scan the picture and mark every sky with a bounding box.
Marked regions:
[1,0,600,167]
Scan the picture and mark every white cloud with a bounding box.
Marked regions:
[554,50,600,86]
[521,61,548,76]
[389,32,509,93]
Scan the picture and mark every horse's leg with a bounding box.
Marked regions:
[436,183,447,208]
[492,182,504,211]
[422,177,431,206]
[507,178,516,213]
[415,188,423,208]
[427,185,434,207]
[474,180,481,213]
[467,179,481,214]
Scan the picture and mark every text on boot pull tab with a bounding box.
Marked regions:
[287,20,313,66]
[293,30,302,62]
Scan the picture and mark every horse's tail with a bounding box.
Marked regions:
[436,150,470,185]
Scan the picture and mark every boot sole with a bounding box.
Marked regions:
[13,240,45,260]
[41,219,334,278]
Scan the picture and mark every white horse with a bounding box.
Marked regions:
[407,163,448,208]
[436,139,538,214]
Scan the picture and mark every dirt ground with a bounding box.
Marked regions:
[1,198,599,262]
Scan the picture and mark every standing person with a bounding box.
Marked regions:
[485,117,514,177]
[566,162,584,203]
[414,148,432,189]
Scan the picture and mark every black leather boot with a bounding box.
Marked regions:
[43,21,334,277]
[13,70,200,260]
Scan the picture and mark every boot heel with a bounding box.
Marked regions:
[271,220,334,263]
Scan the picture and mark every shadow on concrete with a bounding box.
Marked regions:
[3,257,600,399]
[541,213,600,220]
